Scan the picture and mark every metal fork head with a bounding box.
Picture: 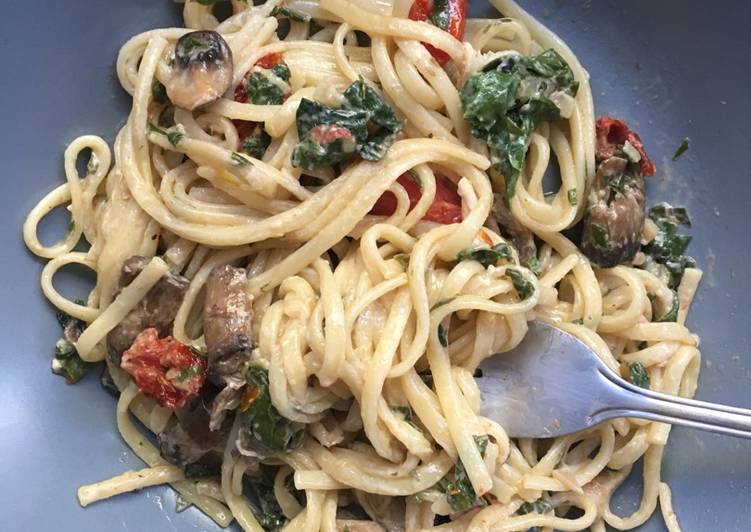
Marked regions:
[477,321,616,439]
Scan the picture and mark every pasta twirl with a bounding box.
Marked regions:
[24,1,700,531]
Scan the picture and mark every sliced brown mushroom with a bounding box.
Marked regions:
[106,256,189,365]
[580,156,646,268]
[166,30,233,111]
[203,264,253,430]
[491,193,537,265]
[159,389,230,467]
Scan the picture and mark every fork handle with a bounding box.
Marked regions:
[593,368,751,439]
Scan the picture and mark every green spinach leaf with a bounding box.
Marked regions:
[654,291,679,323]
[342,78,403,161]
[243,129,271,160]
[508,268,534,300]
[643,203,695,288]
[629,362,651,389]
[437,435,490,512]
[52,339,89,384]
[238,367,305,453]
[271,6,311,22]
[148,123,183,147]
[243,464,293,531]
[672,137,690,161]
[455,243,514,268]
[246,72,286,105]
[517,498,553,516]
[292,78,402,170]
[460,49,578,200]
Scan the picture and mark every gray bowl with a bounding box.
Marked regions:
[1,1,749,530]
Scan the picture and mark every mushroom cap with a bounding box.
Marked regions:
[581,157,646,268]
[166,30,234,111]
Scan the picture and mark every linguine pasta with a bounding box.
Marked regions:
[24,1,702,530]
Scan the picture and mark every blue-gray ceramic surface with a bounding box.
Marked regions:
[1,1,749,530]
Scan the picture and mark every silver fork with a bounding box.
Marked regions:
[477,321,751,439]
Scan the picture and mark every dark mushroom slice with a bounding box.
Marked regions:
[106,256,189,366]
[491,193,537,265]
[159,388,230,467]
[204,264,253,430]
[580,156,646,268]
[166,30,234,111]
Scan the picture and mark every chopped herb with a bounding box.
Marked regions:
[508,268,534,300]
[292,125,356,169]
[152,80,168,104]
[148,123,183,147]
[231,152,252,166]
[437,323,449,347]
[243,464,291,531]
[590,223,609,249]
[184,462,221,478]
[648,203,691,227]
[52,339,89,384]
[243,131,271,160]
[52,304,89,384]
[178,364,205,381]
[571,318,583,325]
[527,256,542,277]
[391,405,419,429]
[270,62,291,83]
[455,243,514,268]
[100,367,120,397]
[654,291,679,323]
[460,49,578,200]
[567,188,578,206]
[672,137,690,161]
[271,6,311,22]
[158,105,175,128]
[437,435,490,512]
[428,0,451,30]
[246,72,286,105]
[55,299,85,329]
[473,435,490,454]
[642,203,694,288]
[647,292,657,301]
[238,367,305,453]
[292,78,402,170]
[54,338,75,358]
[517,498,553,516]
[394,253,410,270]
[629,362,651,389]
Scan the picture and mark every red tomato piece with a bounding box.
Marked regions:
[308,124,354,145]
[255,52,283,70]
[371,173,463,224]
[233,53,285,104]
[408,0,468,65]
[595,117,656,177]
[233,83,248,104]
[121,328,207,409]
[233,119,257,141]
